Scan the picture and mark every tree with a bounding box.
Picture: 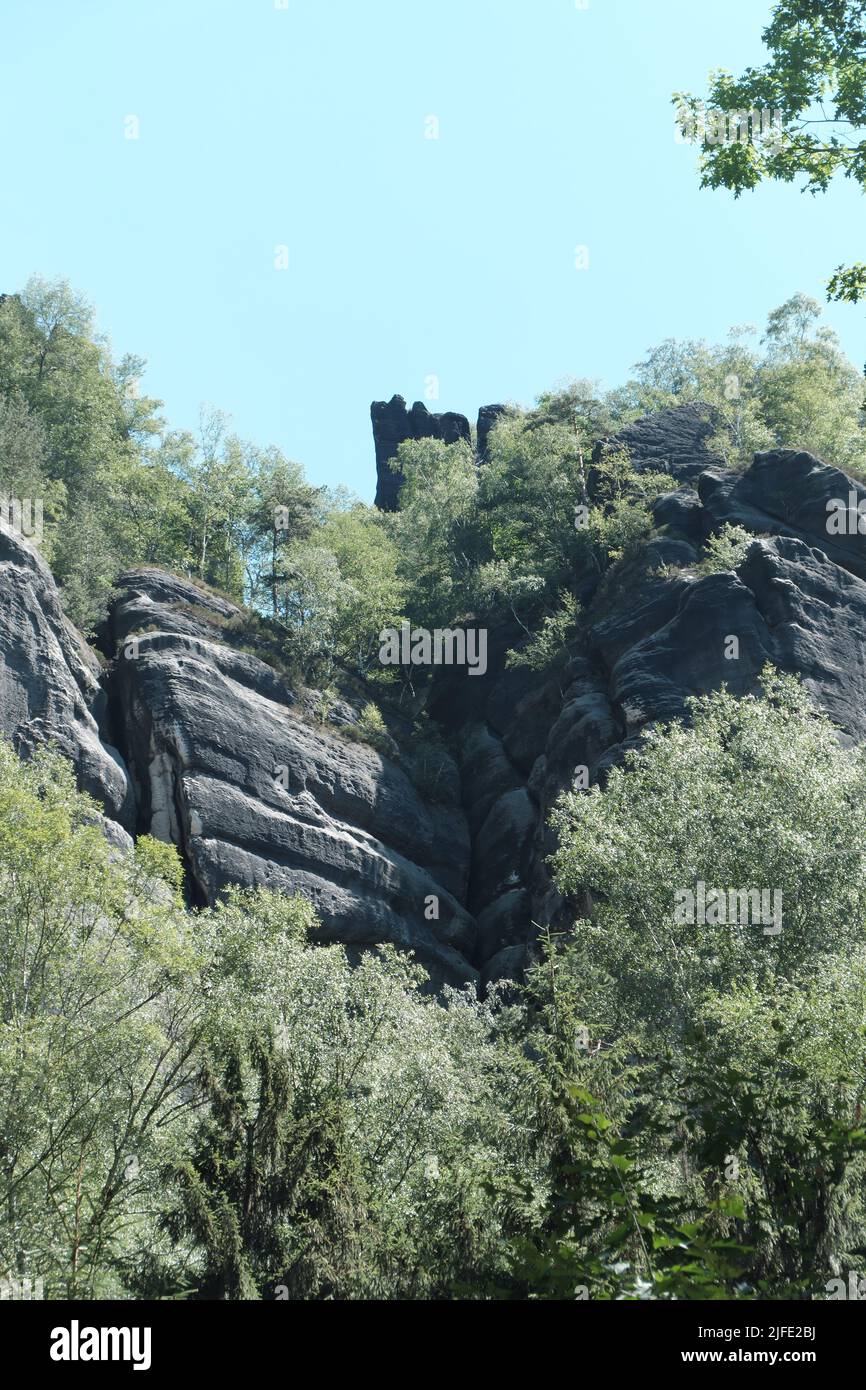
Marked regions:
[0,279,170,628]
[0,742,199,1298]
[674,0,866,305]
[161,1026,367,1301]
[758,295,866,469]
[318,505,404,675]
[532,378,618,499]
[241,447,321,615]
[677,968,866,1291]
[180,408,252,595]
[499,933,866,1298]
[478,411,587,591]
[483,928,753,1301]
[159,887,540,1300]
[621,297,866,473]
[387,437,481,631]
[270,543,356,680]
[550,668,866,1039]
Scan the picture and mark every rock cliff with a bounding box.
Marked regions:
[3,402,866,988]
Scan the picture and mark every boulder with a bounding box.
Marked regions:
[652,486,705,541]
[699,449,866,581]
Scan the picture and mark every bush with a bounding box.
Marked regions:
[697,523,754,575]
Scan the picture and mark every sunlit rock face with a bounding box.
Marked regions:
[108,567,476,987]
[4,404,866,989]
[0,520,134,846]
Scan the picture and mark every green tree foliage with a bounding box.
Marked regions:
[477,409,591,585]
[4,671,866,1298]
[696,523,755,575]
[550,668,866,1038]
[155,886,542,1300]
[0,279,323,633]
[486,930,752,1301]
[499,930,866,1299]
[381,392,665,657]
[4,274,861,657]
[678,971,866,1291]
[0,742,199,1298]
[505,592,582,672]
[242,447,321,614]
[622,296,866,473]
[674,0,866,306]
[317,505,405,675]
[537,673,866,1293]
[386,436,481,630]
[0,747,541,1300]
[0,281,164,628]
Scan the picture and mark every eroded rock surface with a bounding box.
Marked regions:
[431,410,866,984]
[109,569,476,986]
[0,521,134,842]
[4,404,866,990]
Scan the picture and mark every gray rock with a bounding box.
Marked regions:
[371,395,471,512]
[0,522,134,834]
[593,402,725,486]
[458,722,524,836]
[110,575,477,986]
[481,944,530,992]
[698,449,866,581]
[469,788,537,916]
[476,888,531,962]
[652,486,705,541]
[738,536,866,740]
[609,571,775,728]
[476,404,508,462]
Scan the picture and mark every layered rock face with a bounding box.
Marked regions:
[3,402,866,990]
[431,409,866,984]
[0,521,134,845]
[107,570,476,985]
[594,401,725,482]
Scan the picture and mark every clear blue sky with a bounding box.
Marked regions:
[1,0,863,500]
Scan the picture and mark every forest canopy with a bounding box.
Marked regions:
[2,673,866,1300]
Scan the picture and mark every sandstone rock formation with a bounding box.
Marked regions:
[429,410,866,985]
[3,402,866,991]
[371,395,509,509]
[107,568,476,986]
[0,520,134,845]
[476,404,508,462]
[371,396,471,511]
[594,401,725,483]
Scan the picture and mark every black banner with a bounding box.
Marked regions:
[4,1296,861,1376]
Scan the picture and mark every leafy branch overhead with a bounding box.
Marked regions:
[675,0,866,302]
